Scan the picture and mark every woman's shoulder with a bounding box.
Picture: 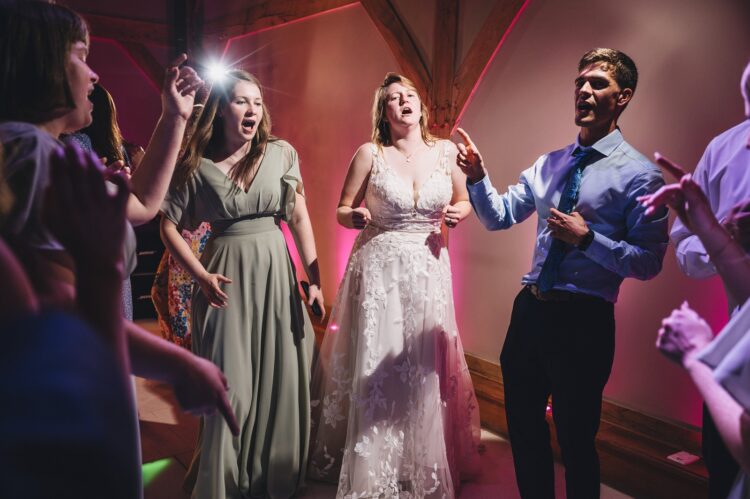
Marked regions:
[267,138,296,155]
[0,122,60,173]
[355,142,377,160]
[435,138,457,154]
[0,122,59,155]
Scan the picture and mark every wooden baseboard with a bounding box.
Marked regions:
[466,353,708,499]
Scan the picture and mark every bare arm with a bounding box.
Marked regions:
[124,320,239,435]
[45,146,130,375]
[287,191,325,316]
[657,302,750,472]
[686,358,750,473]
[126,55,203,226]
[160,216,231,308]
[336,144,373,229]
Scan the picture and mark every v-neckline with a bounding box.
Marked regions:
[379,143,444,205]
[207,150,267,194]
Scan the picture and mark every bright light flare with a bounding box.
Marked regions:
[206,62,229,84]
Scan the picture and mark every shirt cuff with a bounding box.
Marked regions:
[466,174,491,196]
[581,230,614,264]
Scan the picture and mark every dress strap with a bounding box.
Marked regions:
[441,140,452,175]
[370,143,384,175]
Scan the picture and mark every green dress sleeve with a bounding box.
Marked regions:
[161,170,203,231]
[280,144,304,222]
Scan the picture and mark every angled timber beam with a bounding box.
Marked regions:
[359,0,431,100]
[117,42,165,91]
[81,13,168,47]
[203,0,358,42]
[453,0,528,130]
[430,0,459,138]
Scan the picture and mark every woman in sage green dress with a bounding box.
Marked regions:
[160,69,325,499]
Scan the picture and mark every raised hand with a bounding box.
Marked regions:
[638,153,718,234]
[455,128,486,183]
[197,272,232,308]
[162,53,204,121]
[656,302,713,368]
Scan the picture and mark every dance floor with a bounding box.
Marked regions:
[134,322,631,499]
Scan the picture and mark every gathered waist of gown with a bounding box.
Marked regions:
[368,214,442,233]
[211,213,281,237]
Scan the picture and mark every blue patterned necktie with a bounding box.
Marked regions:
[537,147,595,293]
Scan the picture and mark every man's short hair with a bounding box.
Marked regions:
[578,48,638,94]
[741,60,750,104]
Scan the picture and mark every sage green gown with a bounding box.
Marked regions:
[161,139,314,499]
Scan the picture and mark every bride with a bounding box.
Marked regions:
[308,73,481,498]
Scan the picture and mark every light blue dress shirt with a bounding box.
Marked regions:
[466,129,669,302]
[670,119,750,312]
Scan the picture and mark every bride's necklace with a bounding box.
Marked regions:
[393,144,423,163]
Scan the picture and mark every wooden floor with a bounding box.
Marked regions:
[136,377,632,498]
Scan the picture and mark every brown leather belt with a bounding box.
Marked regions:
[525,284,595,303]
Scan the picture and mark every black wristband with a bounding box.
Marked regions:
[578,229,595,251]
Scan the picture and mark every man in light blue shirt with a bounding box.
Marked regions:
[457,48,668,498]
[670,61,750,499]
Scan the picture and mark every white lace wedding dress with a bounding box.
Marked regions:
[308,141,481,498]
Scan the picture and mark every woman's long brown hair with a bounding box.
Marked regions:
[172,69,273,190]
[80,84,125,163]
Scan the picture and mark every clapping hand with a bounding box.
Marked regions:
[656,302,713,368]
[637,153,718,234]
[724,199,750,252]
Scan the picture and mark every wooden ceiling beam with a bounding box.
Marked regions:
[203,0,358,41]
[81,13,168,47]
[117,41,165,91]
[359,0,431,100]
[453,0,527,122]
[430,0,459,138]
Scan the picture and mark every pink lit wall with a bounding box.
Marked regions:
[87,38,162,149]
[220,4,398,285]
[80,0,750,427]
[451,0,750,427]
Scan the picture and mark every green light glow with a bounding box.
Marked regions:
[142,457,172,487]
